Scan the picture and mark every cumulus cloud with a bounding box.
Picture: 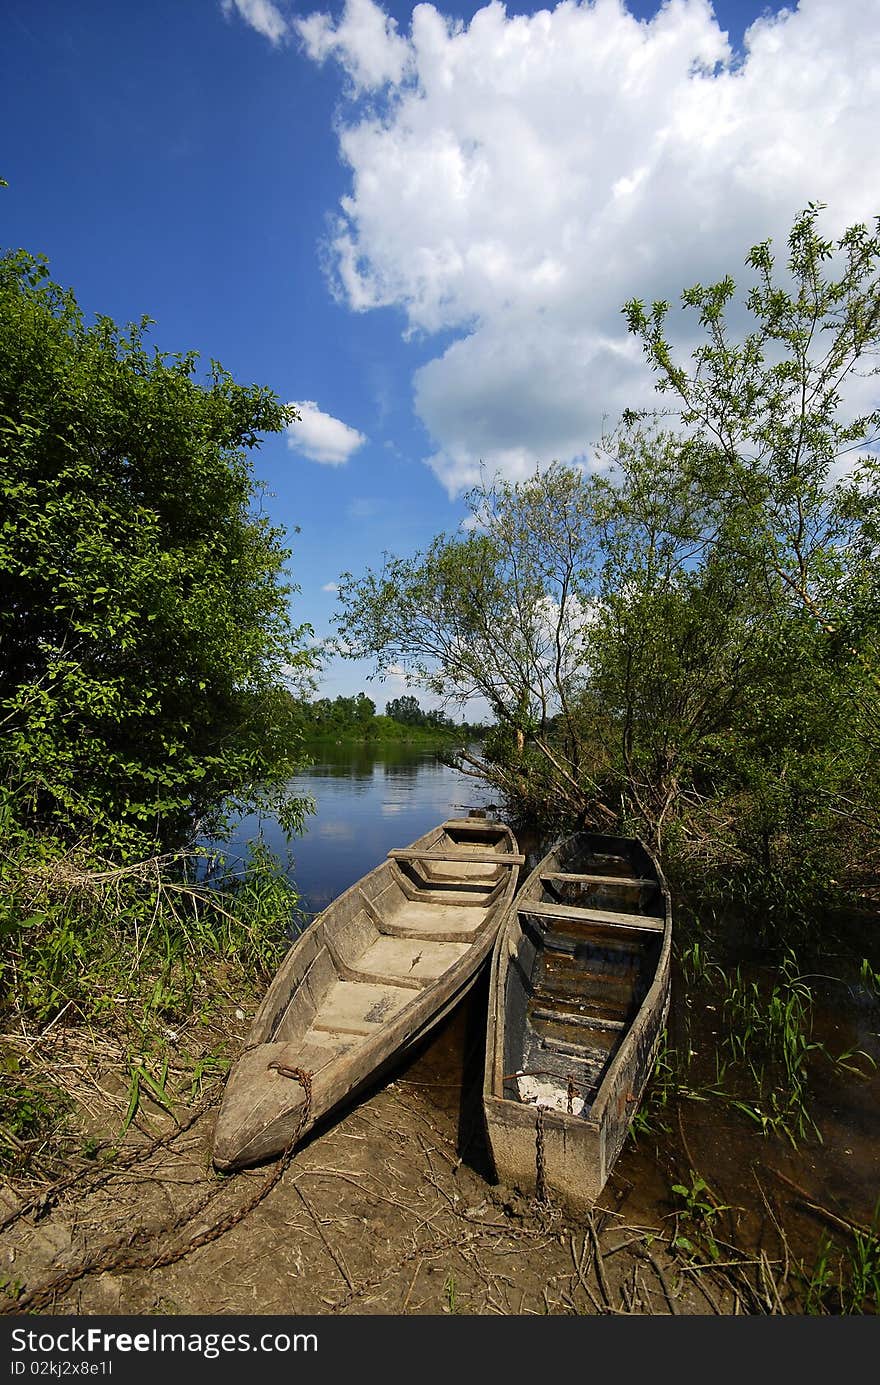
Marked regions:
[321,580,341,592]
[286,400,367,465]
[297,0,411,91]
[221,0,290,45]
[294,0,880,494]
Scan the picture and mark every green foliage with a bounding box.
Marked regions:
[622,202,880,732]
[668,936,875,1151]
[0,824,304,1168]
[798,1208,880,1314]
[0,249,316,853]
[670,1171,731,1261]
[290,691,473,743]
[336,462,611,827]
[628,1030,675,1141]
[0,1072,69,1173]
[0,822,300,1030]
[715,953,827,1144]
[385,693,460,731]
[860,958,880,998]
[385,693,423,725]
[334,206,880,914]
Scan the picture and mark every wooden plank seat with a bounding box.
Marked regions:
[359,887,488,943]
[519,899,665,932]
[529,1006,626,1032]
[325,931,471,989]
[540,872,657,890]
[388,848,525,865]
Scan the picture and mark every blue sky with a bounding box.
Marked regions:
[2,0,878,712]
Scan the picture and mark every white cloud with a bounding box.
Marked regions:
[297,0,880,495]
[297,0,411,91]
[383,662,412,690]
[221,0,289,45]
[286,400,367,465]
[321,581,341,592]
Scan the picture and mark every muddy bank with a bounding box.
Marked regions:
[1,974,853,1318]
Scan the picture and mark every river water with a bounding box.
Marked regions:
[228,741,498,915]
[226,742,879,1298]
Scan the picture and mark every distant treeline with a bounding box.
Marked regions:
[294,692,485,743]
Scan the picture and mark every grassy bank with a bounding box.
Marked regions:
[0,834,304,1180]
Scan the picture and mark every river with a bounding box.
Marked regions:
[227,740,498,915]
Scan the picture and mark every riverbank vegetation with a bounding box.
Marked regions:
[337,205,880,922]
[334,206,880,1312]
[291,691,483,745]
[0,247,314,1174]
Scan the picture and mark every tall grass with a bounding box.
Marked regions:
[0,826,306,1172]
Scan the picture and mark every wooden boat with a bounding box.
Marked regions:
[213,816,522,1170]
[482,831,671,1210]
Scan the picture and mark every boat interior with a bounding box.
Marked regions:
[264,820,520,1071]
[502,844,665,1116]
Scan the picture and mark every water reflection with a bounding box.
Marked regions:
[382,761,420,782]
[228,741,491,916]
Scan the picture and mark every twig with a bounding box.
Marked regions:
[292,1183,354,1292]
[586,1213,612,1310]
[769,1166,873,1240]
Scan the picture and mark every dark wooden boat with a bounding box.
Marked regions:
[482,831,671,1209]
[213,816,522,1170]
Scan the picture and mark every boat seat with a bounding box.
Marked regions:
[520,900,665,932]
[325,929,470,987]
[357,935,470,983]
[378,897,489,943]
[390,864,498,905]
[530,1006,625,1033]
[540,872,657,890]
[388,848,524,865]
[309,979,412,1037]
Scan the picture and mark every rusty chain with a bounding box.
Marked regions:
[0,1087,224,1236]
[534,1104,548,1204]
[2,1066,313,1315]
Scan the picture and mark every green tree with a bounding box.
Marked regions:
[622,202,880,712]
[619,203,880,887]
[337,463,613,828]
[588,423,772,843]
[386,694,425,725]
[336,207,880,903]
[0,250,315,851]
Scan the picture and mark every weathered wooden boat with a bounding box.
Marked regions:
[482,831,671,1210]
[213,816,522,1170]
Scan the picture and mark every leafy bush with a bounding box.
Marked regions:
[0,249,315,853]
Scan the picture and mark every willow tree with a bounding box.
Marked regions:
[623,203,880,709]
[622,204,880,890]
[338,207,880,895]
[336,463,613,829]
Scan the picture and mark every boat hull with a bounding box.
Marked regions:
[482,831,672,1210]
[214,817,521,1170]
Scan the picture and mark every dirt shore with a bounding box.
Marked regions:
[0,981,802,1317]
